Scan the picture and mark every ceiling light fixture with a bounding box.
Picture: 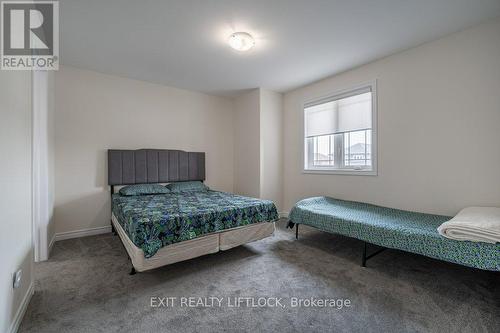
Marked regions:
[228,32,255,51]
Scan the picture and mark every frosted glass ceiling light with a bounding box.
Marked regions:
[228,32,255,51]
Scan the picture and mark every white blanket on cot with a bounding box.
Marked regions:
[437,207,500,244]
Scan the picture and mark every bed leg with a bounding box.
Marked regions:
[295,224,299,240]
[110,185,117,235]
[129,266,136,275]
[362,242,367,267]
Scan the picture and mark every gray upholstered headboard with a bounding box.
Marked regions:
[108,149,205,185]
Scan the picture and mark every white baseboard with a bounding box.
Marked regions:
[279,211,289,218]
[54,225,112,242]
[8,281,34,333]
[48,233,56,255]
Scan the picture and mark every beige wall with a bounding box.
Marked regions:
[54,66,234,234]
[233,88,284,211]
[47,71,56,249]
[283,18,500,216]
[0,71,34,333]
[259,89,283,210]
[33,70,56,261]
[54,18,500,233]
[233,89,261,198]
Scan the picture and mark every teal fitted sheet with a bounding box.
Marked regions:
[289,197,499,271]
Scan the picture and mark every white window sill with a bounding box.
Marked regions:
[303,168,377,176]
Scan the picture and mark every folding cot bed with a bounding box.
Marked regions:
[108,149,278,274]
[288,197,499,271]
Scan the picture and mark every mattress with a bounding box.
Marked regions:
[289,197,500,271]
[112,214,275,272]
[112,190,279,258]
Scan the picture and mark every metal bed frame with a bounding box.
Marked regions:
[292,223,387,267]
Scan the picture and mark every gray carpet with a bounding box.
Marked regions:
[20,220,499,333]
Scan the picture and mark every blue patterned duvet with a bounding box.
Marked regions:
[112,191,278,258]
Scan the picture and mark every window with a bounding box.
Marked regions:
[304,82,377,175]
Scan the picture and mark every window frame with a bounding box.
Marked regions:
[302,80,378,176]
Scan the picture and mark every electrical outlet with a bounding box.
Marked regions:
[13,270,22,289]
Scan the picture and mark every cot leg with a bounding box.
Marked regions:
[361,242,387,267]
[111,223,116,235]
[129,266,136,275]
[295,224,299,240]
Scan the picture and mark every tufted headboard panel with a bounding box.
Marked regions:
[107,149,205,185]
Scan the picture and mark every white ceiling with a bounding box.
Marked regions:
[60,0,500,96]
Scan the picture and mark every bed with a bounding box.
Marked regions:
[288,197,500,271]
[108,149,278,274]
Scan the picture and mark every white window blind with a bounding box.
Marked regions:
[303,83,377,175]
[305,87,372,137]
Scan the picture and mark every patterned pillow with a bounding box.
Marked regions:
[119,184,170,196]
[166,181,209,193]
